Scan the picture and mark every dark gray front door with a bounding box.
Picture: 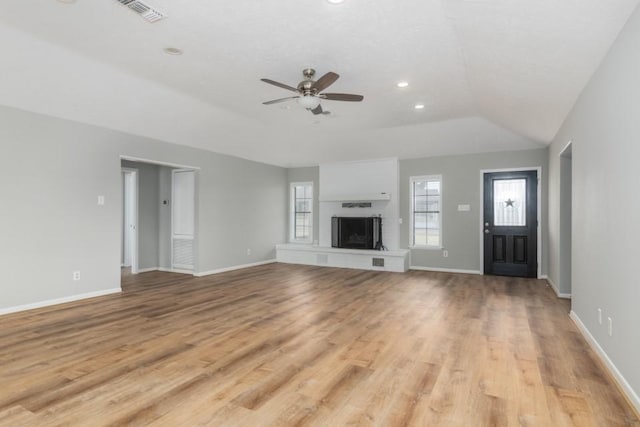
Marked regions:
[483,170,538,278]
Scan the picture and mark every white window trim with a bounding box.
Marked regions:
[409,175,443,250]
[289,182,313,244]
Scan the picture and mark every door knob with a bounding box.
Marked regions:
[485,222,489,227]
[484,229,490,234]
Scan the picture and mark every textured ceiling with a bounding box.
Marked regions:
[0,0,637,166]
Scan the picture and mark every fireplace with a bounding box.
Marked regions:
[331,217,382,250]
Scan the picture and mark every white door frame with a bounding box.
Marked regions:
[479,167,542,278]
[122,167,139,274]
[119,156,200,276]
[120,155,200,171]
[558,141,573,296]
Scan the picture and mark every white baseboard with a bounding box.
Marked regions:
[570,311,640,415]
[137,267,159,273]
[0,288,122,316]
[410,266,482,275]
[157,267,194,275]
[541,275,571,299]
[195,259,277,277]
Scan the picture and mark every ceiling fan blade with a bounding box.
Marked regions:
[262,96,299,105]
[321,93,364,102]
[310,105,324,115]
[260,78,299,93]
[312,72,339,92]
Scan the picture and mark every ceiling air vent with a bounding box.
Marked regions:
[116,0,166,23]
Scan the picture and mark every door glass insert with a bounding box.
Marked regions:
[493,179,526,226]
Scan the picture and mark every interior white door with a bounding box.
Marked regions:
[122,169,138,273]
[172,169,195,270]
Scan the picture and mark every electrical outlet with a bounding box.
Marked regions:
[73,271,81,281]
[398,218,403,224]
[247,248,251,255]
[608,317,613,336]
[598,308,602,325]
[443,250,449,258]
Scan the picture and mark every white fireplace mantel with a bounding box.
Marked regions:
[318,159,399,249]
[319,193,391,202]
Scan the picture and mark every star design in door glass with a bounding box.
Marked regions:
[505,198,515,207]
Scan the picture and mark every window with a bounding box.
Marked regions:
[410,175,442,248]
[290,182,313,243]
[493,178,526,226]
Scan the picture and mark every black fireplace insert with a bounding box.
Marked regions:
[331,216,382,250]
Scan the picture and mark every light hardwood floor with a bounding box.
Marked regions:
[0,263,637,426]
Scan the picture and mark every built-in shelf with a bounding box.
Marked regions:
[319,193,391,202]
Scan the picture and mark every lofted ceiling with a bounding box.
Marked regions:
[0,0,637,166]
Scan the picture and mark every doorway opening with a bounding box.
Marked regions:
[559,142,573,296]
[480,167,541,278]
[120,156,199,285]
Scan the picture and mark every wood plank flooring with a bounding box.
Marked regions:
[0,263,637,426]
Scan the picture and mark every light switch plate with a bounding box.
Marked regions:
[457,204,470,211]
[98,196,105,206]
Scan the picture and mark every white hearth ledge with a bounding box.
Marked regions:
[276,244,409,273]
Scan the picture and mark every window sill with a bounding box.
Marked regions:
[409,245,443,251]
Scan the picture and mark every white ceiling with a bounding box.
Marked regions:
[0,0,637,166]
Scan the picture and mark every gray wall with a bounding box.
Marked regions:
[548,3,640,399]
[287,167,320,244]
[287,152,548,276]
[121,160,159,270]
[0,105,287,310]
[400,149,549,273]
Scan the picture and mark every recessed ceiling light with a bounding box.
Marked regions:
[414,103,425,109]
[327,0,345,4]
[163,47,183,56]
[57,0,77,3]
[397,81,409,88]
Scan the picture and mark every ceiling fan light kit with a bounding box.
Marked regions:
[298,95,321,109]
[261,68,363,115]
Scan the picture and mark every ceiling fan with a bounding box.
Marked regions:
[261,68,364,115]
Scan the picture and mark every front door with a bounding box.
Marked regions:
[483,170,538,278]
